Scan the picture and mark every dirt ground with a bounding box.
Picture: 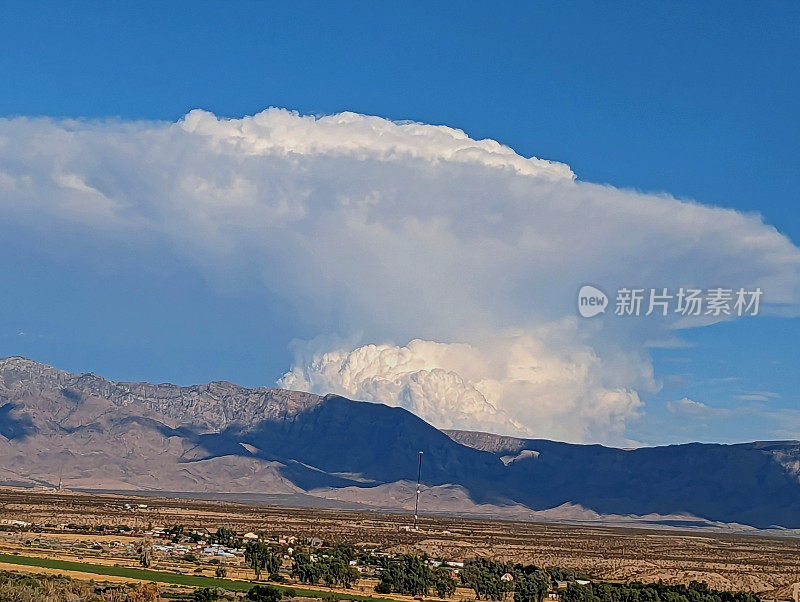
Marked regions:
[0,487,798,599]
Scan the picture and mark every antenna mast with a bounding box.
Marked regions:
[413,451,423,530]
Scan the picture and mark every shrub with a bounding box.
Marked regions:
[247,584,283,602]
[193,587,222,602]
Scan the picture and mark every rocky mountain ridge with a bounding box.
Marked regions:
[0,356,323,431]
[1,357,799,530]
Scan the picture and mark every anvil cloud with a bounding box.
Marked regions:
[0,108,798,443]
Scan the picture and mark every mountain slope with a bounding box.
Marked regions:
[1,357,800,529]
[0,357,501,497]
[446,430,800,528]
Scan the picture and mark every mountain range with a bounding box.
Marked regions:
[1,356,799,530]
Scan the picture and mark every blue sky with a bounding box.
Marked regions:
[0,1,798,445]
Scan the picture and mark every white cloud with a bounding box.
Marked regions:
[279,334,646,442]
[737,391,781,402]
[280,339,532,437]
[0,108,798,443]
[180,109,575,181]
[666,397,730,417]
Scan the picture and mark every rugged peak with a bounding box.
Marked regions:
[0,356,63,372]
[0,356,74,393]
[0,357,325,431]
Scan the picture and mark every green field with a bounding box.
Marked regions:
[0,552,394,601]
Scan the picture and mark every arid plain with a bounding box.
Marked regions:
[0,488,798,599]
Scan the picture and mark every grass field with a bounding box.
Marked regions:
[0,552,394,601]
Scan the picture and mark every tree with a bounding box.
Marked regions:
[331,543,357,562]
[126,583,161,602]
[213,526,237,547]
[461,559,514,601]
[245,541,282,580]
[291,551,322,584]
[320,556,354,588]
[215,565,227,578]
[592,583,618,602]
[167,524,185,543]
[291,550,359,589]
[515,572,550,602]
[562,583,599,602]
[193,587,221,602]
[432,567,457,598]
[376,554,432,597]
[247,584,283,602]
[556,578,763,602]
[137,539,152,568]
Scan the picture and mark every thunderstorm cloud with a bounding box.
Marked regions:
[1,108,798,443]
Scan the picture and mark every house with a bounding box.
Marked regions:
[202,545,236,557]
[501,573,515,582]
[243,532,259,540]
[1,520,31,528]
